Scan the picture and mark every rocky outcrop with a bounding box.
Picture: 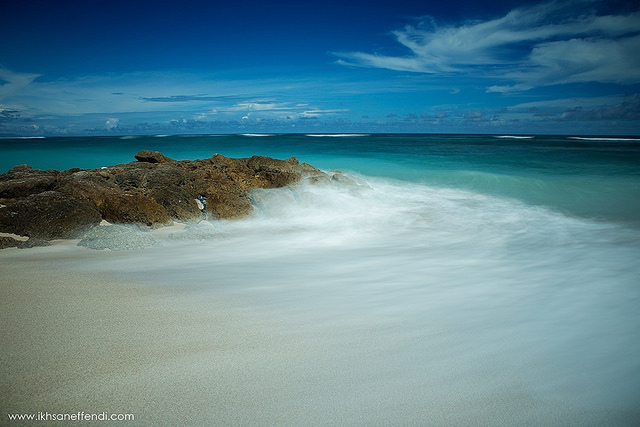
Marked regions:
[0,191,102,239]
[133,150,175,164]
[0,165,59,200]
[0,151,329,243]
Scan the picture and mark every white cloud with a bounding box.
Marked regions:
[105,118,119,130]
[335,1,640,92]
[488,35,640,92]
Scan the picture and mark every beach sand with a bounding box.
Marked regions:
[0,241,327,425]
[2,239,639,426]
[1,241,412,425]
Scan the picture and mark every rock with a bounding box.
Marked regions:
[17,238,51,248]
[0,236,21,249]
[304,174,332,186]
[99,192,172,228]
[0,151,336,245]
[57,168,173,227]
[247,155,301,174]
[0,236,50,249]
[112,166,154,190]
[147,187,201,222]
[7,164,34,173]
[57,170,119,204]
[0,166,58,199]
[0,191,102,239]
[205,190,253,219]
[134,150,175,163]
[330,171,371,190]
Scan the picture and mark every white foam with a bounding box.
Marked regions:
[45,178,640,422]
[569,136,640,141]
[494,135,534,139]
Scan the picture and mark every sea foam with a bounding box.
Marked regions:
[10,173,639,424]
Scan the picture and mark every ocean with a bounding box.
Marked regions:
[2,133,640,424]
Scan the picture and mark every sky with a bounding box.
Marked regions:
[1,0,639,136]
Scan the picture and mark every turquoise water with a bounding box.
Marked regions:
[2,133,640,424]
[2,133,639,225]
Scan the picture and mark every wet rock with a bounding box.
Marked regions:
[0,151,335,244]
[147,187,201,222]
[205,190,253,219]
[330,171,371,191]
[0,236,50,249]
[99,192,172,227]
[0,191,102,239]
[0,236,21,249]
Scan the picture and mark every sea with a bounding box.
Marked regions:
[2,133,640,424]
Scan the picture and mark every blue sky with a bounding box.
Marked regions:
[1,0,639,135]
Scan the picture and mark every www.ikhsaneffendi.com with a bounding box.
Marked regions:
[9,412,134,421]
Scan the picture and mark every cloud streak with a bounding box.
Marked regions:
[0,68,359,135]
[140,95,244,103]
[335,0,640,92]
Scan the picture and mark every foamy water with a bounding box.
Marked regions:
[66,178,640,424]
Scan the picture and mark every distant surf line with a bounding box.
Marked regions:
[305,134,370,137]
[569,136,640,142]
[493,135,534,139]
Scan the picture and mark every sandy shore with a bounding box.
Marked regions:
[2,239,639,426]
[1,242,409,425]
[1,242,298,425]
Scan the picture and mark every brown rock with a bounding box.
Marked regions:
[0,151,333,244]
[147,187,201,222]
[99,192,172,228]
[0,165,58,199]
[205,190,253,219]
[134,150,175,163]
[0,191,102,239]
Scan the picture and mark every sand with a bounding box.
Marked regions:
[1,242,404,425]
[2,239,639,426]
[1,242,307,425]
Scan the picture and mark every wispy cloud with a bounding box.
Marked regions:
[140,94,243,103]
[0,68,41,96]
[335,0,640,92]
[0,68,357,135]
